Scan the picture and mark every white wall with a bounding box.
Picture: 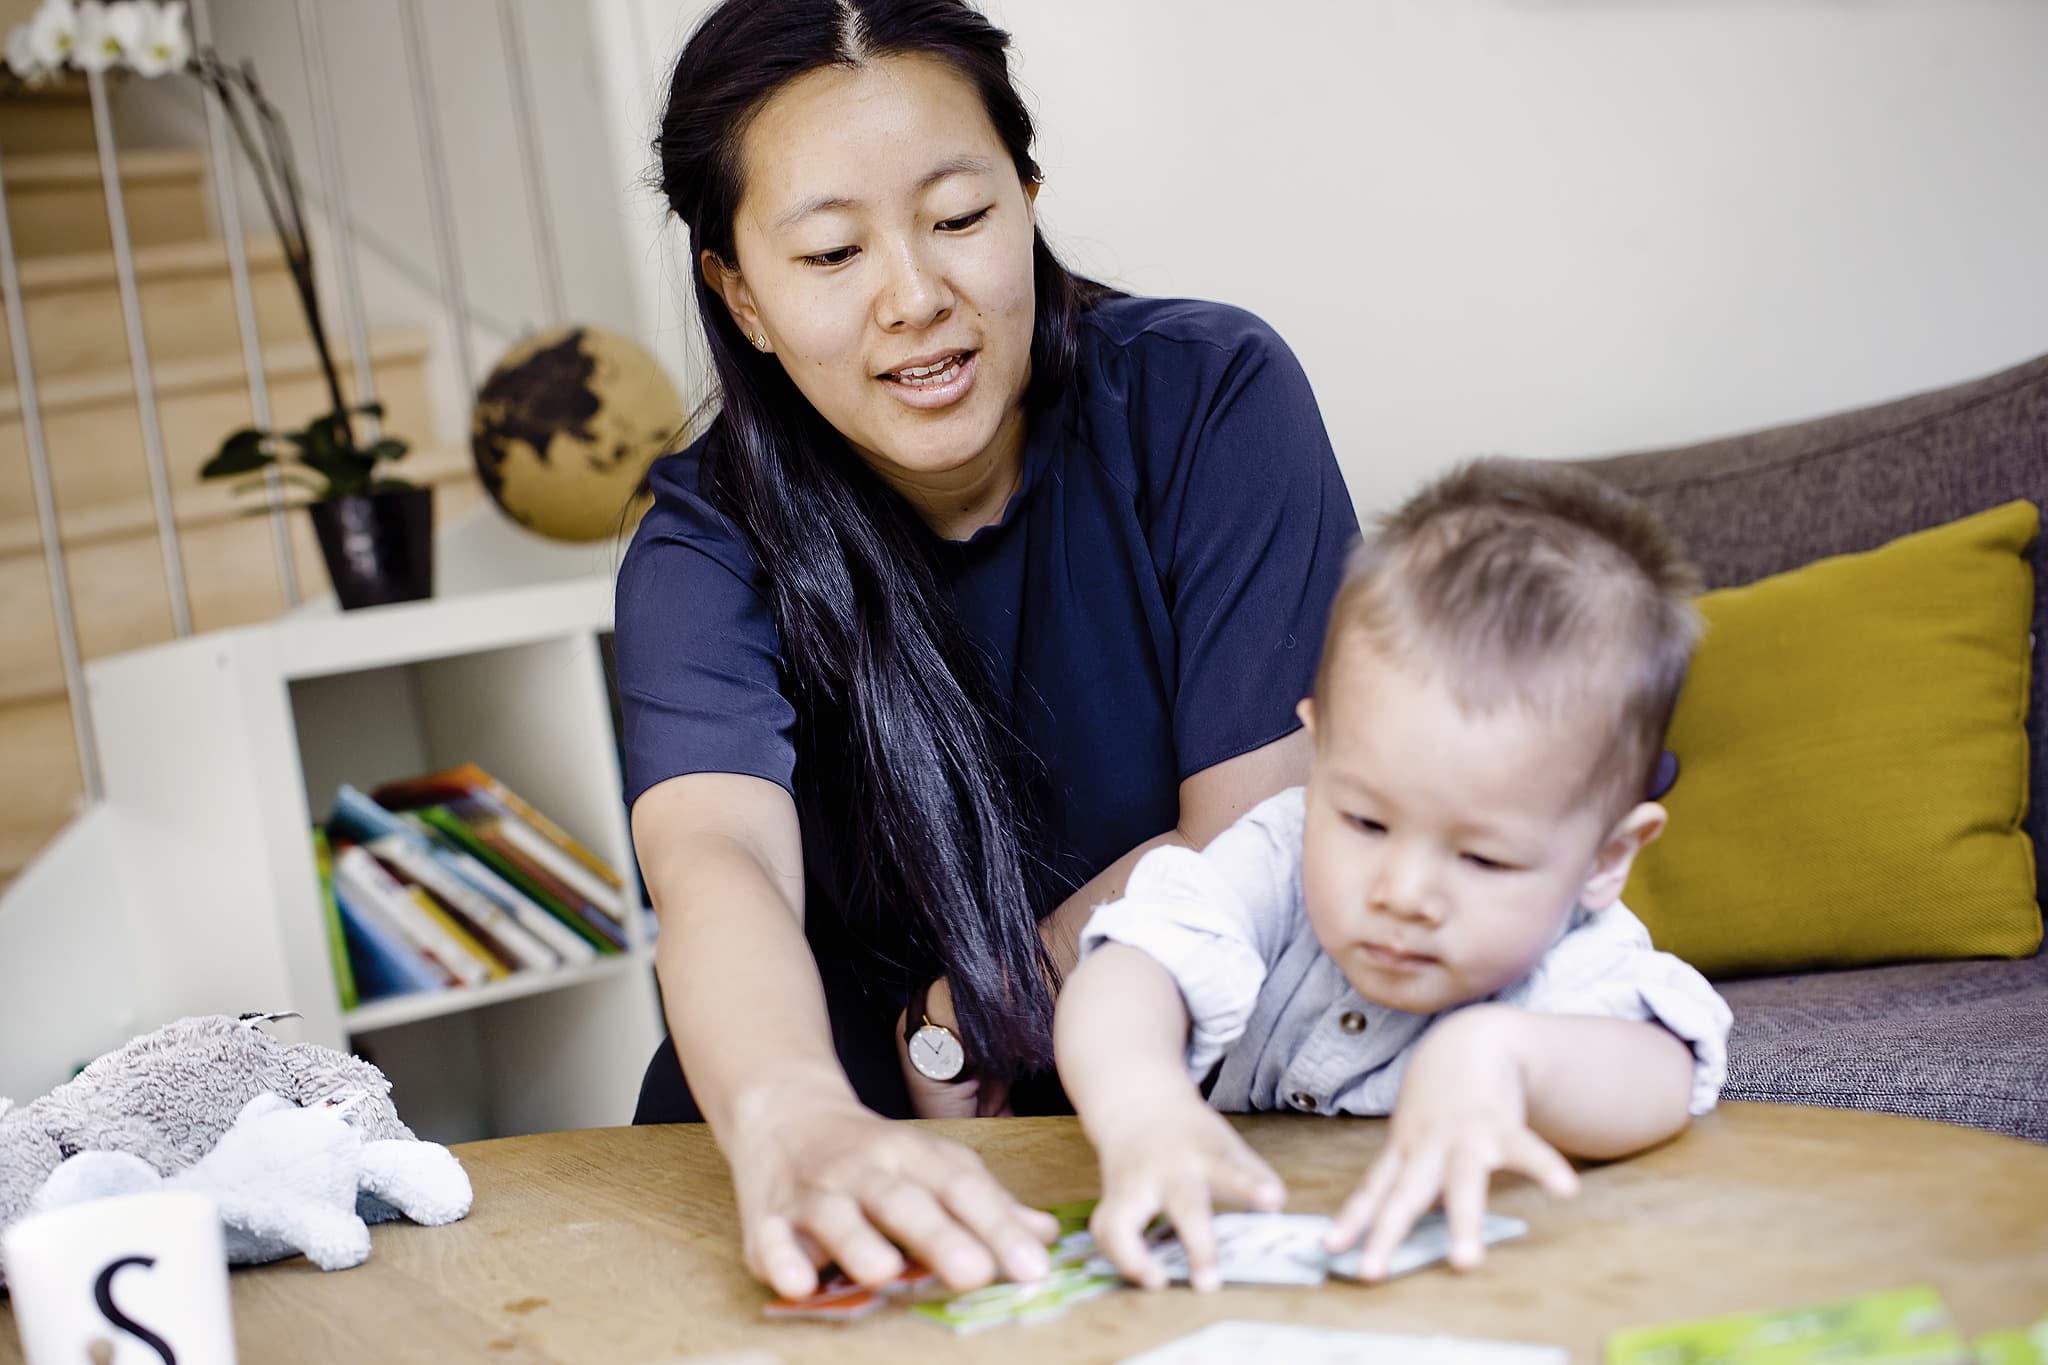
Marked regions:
[603,0,2048,517]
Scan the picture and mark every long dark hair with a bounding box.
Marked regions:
[656,0,1115,1082]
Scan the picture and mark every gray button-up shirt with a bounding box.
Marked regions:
[1079,788,1731,1116]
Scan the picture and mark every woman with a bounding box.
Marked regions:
[616,0,1358,1301]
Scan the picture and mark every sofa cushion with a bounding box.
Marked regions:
[1572,352,2048,907]
[1620,500,2039,976]
[1717,952,2048,1142]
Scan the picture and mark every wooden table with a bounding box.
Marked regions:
[4,1103,2045,1363]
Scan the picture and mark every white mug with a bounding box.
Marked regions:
[3,1190,238,1365]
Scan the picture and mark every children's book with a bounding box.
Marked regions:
[371,763,626,895]
[1605,1285,1967,1365]
[416,804,626,952]
[332,844,494,987]
[367,832,561,973]
[488,811,628,920]
[400,881,512,981]
[312,827,358,1011]
[444,795,629,941]
[332,874,451,1001]
[393,812,598,966]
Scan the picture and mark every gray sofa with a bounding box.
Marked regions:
[1571,351,2048,1143]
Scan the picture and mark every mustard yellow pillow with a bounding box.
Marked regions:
[1624,499,2040,977]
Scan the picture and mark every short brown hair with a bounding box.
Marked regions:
[1314,458,1702,818]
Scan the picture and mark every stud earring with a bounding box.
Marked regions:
[751,333,769,352]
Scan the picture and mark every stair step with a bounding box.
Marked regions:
[0,79,95,156]
[0,443,480,561]
[0,471,489,889]
[1,147,213,257]
[0,453,485,704]
[0,325,436,524]
[0,234,307,377]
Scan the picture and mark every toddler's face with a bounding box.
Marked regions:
[1297,643,1656,1016]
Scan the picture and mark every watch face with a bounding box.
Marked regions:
[909,1024,966,1082]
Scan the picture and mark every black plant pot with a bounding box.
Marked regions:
[308,486,435,610]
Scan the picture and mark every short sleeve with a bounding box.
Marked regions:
[1505,903,1734,1117]
[1078,789,1310,1079]
[1133,308,1358,778]
[613,445,797,810]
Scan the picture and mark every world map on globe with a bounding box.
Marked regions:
[470,325,685,543]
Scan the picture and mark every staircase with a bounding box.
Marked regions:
[0,79,482,891]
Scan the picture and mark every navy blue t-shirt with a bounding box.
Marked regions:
[615,296,1358,981]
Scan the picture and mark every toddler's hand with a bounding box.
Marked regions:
[1087,1090,1286,1292]
[1325,1007,1577,1279]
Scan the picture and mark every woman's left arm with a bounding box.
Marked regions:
[901,732,1311,1118]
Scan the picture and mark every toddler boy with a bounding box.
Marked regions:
[1054,458,1732,1291]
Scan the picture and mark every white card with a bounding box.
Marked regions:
[1081,1209,1530,1287]
[1121,1320,1568,1365]
[1154,1213,1333,1286]
[1324,1210,1528,1280]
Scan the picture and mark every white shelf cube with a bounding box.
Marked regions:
[81,576,662,1143]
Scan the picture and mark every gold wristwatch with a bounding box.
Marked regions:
[904,977,970,1082]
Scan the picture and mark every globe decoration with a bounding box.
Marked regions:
[470,325,685,543]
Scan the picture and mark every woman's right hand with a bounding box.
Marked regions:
[725,1087,1058,1298]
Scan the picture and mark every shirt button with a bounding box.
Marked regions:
[1289,1091,1318,1113]
[1339,1011,1367,1034]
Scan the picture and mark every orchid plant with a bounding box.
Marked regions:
[3,0,413,504]
[6,0,188,86]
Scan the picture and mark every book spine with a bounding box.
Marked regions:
[470,865,599,966]
[404,886,512,981]
[333,846,493,987]
[418,806,623,953]
[476,825,629,949]
[312,828,359,1011]
[484,779,625,891]
[331,880,452,997]
[377,764,625,892]
[368,834,562,973]
[492,814,628,919]
[402,818,600,966]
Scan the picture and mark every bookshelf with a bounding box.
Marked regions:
[83,576,663,1143]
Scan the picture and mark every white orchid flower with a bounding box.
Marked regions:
[6,23,51,83]
[20,0,76,73]
[74,0,127,74]
[107,0,188,78]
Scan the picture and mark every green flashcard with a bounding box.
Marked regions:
[1606,1285,1965,1365]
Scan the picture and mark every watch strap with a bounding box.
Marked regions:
[905,976,937,1043]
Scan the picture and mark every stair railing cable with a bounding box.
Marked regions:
[0,142,103,800]
[189,0,299,607]
[497,0,564,328]
[396,0,478,408]
[86,65,191,635]
[293,0,380,443]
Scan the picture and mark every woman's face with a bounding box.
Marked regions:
[710,54,1040,517]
